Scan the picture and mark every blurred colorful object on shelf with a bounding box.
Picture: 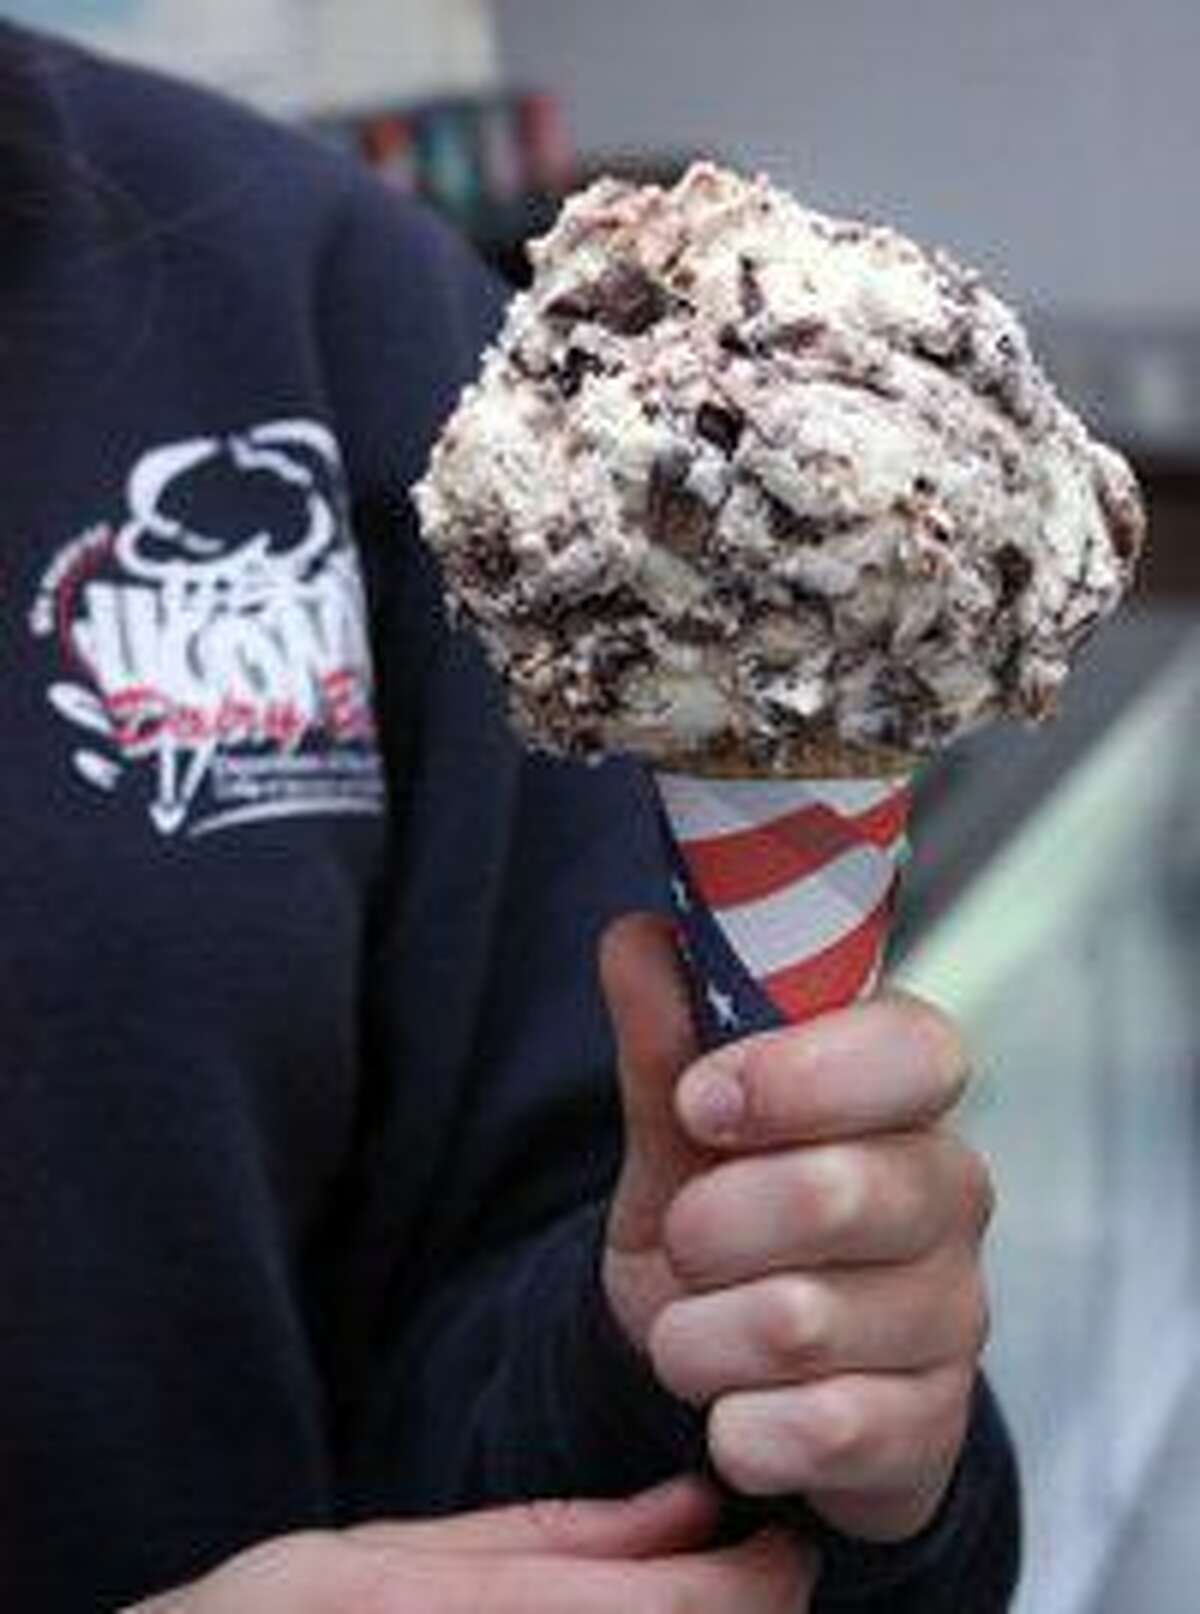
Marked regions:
[516,88,574,194]
[358,113,420,196]
[316,87,578,283]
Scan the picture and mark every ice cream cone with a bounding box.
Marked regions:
[650,747,913,1048]
[413,159,1143,1051]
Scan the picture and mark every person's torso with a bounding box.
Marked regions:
[0,30,399,1606]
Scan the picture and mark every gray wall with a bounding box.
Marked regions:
[492,0,1200,320]
[11,0,499,115]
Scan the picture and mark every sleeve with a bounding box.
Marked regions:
[808,1378,1021,1609]
[313,175,1021,1610]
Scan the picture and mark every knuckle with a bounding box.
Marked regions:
[803,1386,868,1473]
[708,1385,875,1495]
[759,1278,830,1369]
[803,1146,868,1246]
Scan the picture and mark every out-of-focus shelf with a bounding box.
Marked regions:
[894,606,1200,955]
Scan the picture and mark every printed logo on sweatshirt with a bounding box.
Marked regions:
[28,419,386,838]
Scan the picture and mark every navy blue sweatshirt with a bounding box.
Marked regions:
[0,23,1019,1610]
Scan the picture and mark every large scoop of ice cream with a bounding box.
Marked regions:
[415,162,1144,773]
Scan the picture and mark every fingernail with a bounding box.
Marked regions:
[678,1067,745,1141]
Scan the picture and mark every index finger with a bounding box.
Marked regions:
[675,990,969,1150]
[345,1477,719,1560]
[358,1529,817,1614]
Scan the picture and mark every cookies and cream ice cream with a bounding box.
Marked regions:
[414,162,1144,775]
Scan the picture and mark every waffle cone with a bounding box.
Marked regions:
[652,731,916,780]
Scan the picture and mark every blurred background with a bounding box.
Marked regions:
[11,3,1200,1609]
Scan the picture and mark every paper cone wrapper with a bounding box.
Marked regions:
[653,768,913,1047]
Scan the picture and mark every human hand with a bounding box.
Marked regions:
[601,914,992,1544]
[124,1476,815,1612]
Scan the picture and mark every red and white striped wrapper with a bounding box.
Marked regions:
[652,770,912,1047]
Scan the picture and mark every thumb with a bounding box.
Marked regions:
[600,913,705,1255]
